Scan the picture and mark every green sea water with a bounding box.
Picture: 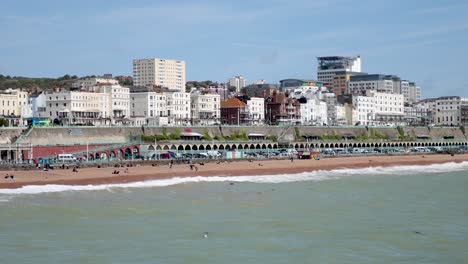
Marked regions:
[1,164,468,263]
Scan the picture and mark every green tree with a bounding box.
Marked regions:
[0,118,8,127]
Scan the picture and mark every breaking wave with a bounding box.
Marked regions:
[1,162,468,195]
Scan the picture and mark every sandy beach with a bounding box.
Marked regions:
[0,154,467,189]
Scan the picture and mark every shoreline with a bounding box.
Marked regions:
[1,154,467,189]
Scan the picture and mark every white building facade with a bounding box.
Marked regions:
[246,97,264,125]
[165,92,191,125]
[434,96,468,126]
[29,92,47,117]
[190,92,220,125]
[46,85,130,125]
[46,91,105,125]
[352,91,404,125]
[130,92,168,126]
[133,58,186,91]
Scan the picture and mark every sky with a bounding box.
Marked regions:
[1,0,468,98]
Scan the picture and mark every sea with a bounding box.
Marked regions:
[1,162,468,264]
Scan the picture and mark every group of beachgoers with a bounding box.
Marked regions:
[3,173,16,180]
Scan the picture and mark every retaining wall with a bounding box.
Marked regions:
[12,126,468,146]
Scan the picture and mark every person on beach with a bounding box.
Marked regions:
[290,156,294,162]
[169,160,173,168]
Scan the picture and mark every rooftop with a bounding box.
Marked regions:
[221,98,247,108]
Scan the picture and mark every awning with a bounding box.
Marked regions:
[248,133,265,137]
[181,132,203,137]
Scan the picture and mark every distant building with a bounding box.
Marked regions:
[317,55,362,88]
[72,76,119,91]
[227,75,247,93]
[204,85,230,101]
[461,105,468,126]
[279,79,321,93]
[133,58,186,91]
[243,83,279,98]
[221,98,248,125]
[251,79,266,85]
[331,71,366,96]
[408,82,422,103]
[348,74,398,95]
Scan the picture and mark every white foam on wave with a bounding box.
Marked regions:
[1,161,467,195]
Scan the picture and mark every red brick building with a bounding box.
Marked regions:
[265,92,301,125]
[221,98,248,125]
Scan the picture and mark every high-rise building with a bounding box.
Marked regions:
[133,58,186,91]
[227,75,247,93]
[317,56,362,87]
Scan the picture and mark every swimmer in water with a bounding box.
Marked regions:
[203,232,208,238]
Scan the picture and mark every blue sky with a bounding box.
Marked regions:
[1,0,468,97]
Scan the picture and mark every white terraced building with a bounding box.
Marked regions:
[45,84,130,125]
[246,97,265,125]
[190,92,220,125]
[434,96,468,126]
[165,92,191,125]
[130,92,168,126]
[352,90,404,126]
[288,88,328,125]
[0,88,30,126]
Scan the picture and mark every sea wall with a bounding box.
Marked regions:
[8,125,467,146]
[0,128,24,144]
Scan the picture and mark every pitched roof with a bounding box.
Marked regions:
[221,98,247,108]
